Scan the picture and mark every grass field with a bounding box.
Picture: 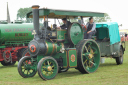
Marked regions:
[0,43,128,85]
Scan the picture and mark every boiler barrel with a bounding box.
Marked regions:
[28,40,63,56]
[0,23,34,43]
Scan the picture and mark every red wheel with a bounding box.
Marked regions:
[3,50,11,63]
[1,61,16,66]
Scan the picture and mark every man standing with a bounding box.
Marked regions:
[57,18,71,29]
[84,17,96,39]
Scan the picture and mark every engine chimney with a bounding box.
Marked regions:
[32,5,40,40]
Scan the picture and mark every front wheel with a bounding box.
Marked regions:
[18,56,37,78]
[37,57,58,80]
[116,47,123,65]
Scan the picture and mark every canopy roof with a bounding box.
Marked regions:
[96,22,120,45]
[27,8,104,18]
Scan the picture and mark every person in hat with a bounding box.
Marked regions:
[57,18,71,29]
[84,17,96,39]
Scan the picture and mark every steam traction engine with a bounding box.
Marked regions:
[17,5,104,80]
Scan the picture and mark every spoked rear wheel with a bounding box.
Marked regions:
[77,39,100,73]
[37,57,58,80]
[18,56,37,78]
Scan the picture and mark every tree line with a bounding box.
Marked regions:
[17,7,111,23]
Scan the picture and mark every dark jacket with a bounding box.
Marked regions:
[60,21,71,29]
[86,22,96,32]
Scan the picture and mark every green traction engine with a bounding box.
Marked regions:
[0,22,34,66]
[18,5,104,80]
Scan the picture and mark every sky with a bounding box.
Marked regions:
[0,0,127,29]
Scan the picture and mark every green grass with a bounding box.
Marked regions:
[0,43,128,85]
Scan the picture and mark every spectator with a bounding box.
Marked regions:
[125,33,127,41]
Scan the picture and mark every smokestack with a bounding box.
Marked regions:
[7,2,11,23]
[32,5,40,40]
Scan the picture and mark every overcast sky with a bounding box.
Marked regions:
[0,0,127,29]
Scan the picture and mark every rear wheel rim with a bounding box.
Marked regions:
[41,59,58,79]
[82,41,100,73]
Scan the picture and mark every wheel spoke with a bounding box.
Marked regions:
[86,66,89,70]
[84,46,88,52]
[90,49,94,54]
[49,62,52,65]
[83,52,89,56]
[45,72,48,76]
[83,59,87,64]
[90,61,96,66]
[89,60,90,67]
[42,69,45,72]
[91,47,98,54]
[23,62,26,66]
[28,70,31,74]
[50,71,53,74]
[44,62,46,65]
[22,66,25,69]
[47,61,50,65]
[88,42,92,46]
[52,65,54,68]
[42,66,46,68]
[27,70,29,75]
[82,54,85,56]
[92,51,97,54]
[23,69,26,72]
[51,69,53,71]
[83,53,90,61]
[87,45,91,51]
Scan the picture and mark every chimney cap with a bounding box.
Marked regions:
[32,5,40,9]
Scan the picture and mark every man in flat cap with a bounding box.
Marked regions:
[57,18,71,29]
